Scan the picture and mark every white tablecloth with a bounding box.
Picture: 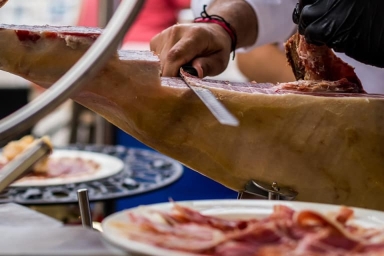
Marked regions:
[0,203,126,255]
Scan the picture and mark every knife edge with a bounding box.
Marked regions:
[179,67,239,127]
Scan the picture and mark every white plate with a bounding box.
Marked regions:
[10,149,124,187]
[101,199,384,256]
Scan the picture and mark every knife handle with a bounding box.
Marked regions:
[181,63,198,77]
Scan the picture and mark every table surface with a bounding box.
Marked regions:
[0,203,127,255]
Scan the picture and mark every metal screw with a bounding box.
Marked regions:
[268,182,280,200]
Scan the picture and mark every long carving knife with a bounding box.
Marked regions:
[179,67,239,127]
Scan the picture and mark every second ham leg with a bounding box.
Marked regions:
[285,33,364,92]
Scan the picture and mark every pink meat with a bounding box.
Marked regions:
[120,204,384,256]
[285,33,364,93]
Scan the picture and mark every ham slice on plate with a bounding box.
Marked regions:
[0,25,384,210]
[102,200,384,256]
[0,135,101,182]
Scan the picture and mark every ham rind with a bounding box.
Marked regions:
[1,25,384,210]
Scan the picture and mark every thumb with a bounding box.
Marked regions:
[192,51,230,78]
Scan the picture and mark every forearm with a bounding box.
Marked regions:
[192,0,297,52]
[205,0,258,49]
[237,44,295,83]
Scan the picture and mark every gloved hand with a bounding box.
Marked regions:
[292,0,384,68]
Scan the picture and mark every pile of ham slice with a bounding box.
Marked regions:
[114,203,384,256]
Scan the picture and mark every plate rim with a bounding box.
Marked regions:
[10,149,125,187]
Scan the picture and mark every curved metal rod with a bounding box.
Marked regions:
[0,0,145,145]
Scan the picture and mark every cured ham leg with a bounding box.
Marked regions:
[1,25,384,210]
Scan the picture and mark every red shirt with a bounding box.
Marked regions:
[77,0,190,43]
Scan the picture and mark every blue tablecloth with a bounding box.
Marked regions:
[115,130,238,211]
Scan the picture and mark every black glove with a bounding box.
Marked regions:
[292,0,384,68]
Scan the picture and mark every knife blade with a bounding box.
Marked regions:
[179,66,239,127]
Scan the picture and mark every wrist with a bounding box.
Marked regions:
[194,5,237,59]
[204,0,258,49]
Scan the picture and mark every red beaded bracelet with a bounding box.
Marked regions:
[193,5,238,60]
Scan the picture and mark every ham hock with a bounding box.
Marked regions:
[0,25,384,210]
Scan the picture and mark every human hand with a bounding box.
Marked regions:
[150,23,232,78]
[293,0,384,68]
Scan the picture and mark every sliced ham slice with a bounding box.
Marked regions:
[158,203,251,231]
[0,25,384,210]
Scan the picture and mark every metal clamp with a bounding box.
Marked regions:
[237,179,298,200]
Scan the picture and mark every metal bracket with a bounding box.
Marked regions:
[237,180,298,200]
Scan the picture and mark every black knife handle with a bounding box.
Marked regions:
[181,63,198,77]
